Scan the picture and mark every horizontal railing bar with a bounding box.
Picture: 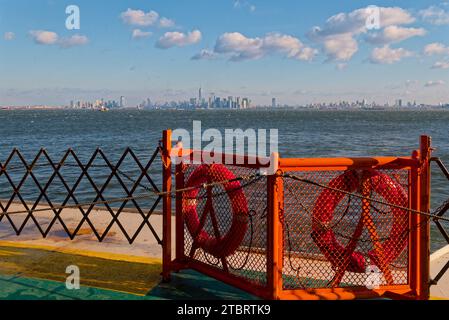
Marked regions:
[175,149,272,168]
[280,157,418,169]
[187,260,271,299]
[279,286,414,300]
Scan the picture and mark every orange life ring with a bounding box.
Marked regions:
[311,170,408,273]
[183,164,249,258]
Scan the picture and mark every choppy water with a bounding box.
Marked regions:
[0,109,448,251]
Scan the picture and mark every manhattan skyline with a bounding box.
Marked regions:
[1,0,449,107]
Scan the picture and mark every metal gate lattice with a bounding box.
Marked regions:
[0,147,162,244]
[430,157,449,286]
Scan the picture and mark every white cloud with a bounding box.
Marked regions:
[262,33,317,60]
[4,32,15,41]
[309,7,414,39]
[214,32,263,60]
[120,8,159,27]
[120,8,175,29]
[423,43,449,70]
[420,6,449,25]
[425,80,445,87]
[156,30,202,49]
[29,30,88,48]
[201,32,317,62]
[296,47,319,61]
[132,29,152,39]
[366,26,426,45]
[191,49,219,60]
[29,30,59,45]
[234,1,256,12]
[377,7,416,26]
[370,46,413,64]
[321,33,358,61]
[424,42,449,56]
[58,35,89,48]
[309,6,415,61]
[432,61,449,69]
[159,17,175,28]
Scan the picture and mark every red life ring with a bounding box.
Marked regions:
[183,164,249,258]
[311,170,408,273]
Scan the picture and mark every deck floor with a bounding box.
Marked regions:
[0,244,257,300]
[0,204,447,300]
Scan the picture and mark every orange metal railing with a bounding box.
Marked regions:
[161,130,431,300]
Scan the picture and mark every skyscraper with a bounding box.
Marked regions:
[272,98,277,108]
[120,96,126,108]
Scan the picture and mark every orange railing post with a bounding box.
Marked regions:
[175,144,185,266]
[267,174,277,299]
[162,129,172,281]
[267,155,282,300]
[409,149,420,297]
[418,135,432,299]
[277,172,285,297]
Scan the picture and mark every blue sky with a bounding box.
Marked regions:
[1,0,449,106]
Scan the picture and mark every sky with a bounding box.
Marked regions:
[1,0,449,106]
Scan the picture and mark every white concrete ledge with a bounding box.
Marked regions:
[430,245,449,300]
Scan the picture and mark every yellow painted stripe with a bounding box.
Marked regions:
[0,241,161,265]
[430,296,448,300]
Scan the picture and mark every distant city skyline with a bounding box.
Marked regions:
[66,88,255,110]
[55,90,449,110]
[5,96,448,111]
[1,0,449,106]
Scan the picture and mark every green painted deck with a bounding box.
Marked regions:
[149,270,258,300]
[1,243,445,300]
[0,244,258,300]
[0,270,258,300]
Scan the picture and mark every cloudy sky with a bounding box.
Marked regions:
[1,0,449,106]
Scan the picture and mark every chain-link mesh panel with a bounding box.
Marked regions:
[282,169,410,290]
[181,164,268,287]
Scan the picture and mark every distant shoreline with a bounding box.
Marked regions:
[1,107,448,112]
